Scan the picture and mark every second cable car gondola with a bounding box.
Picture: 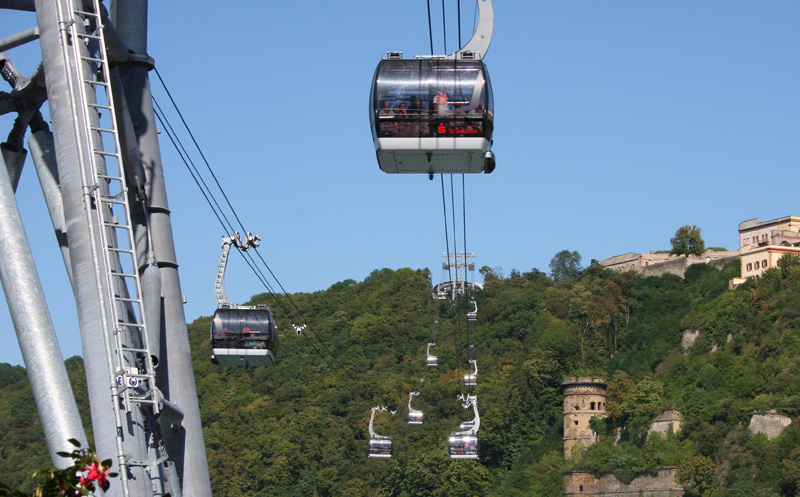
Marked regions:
[408,391,423,425]
[467,300,478,322]
[464,359,478,387]
[369,0,496,176]
[368,407,394,459]
[449,395,480,460]
[210,233,278,367]
[426,342,438,367]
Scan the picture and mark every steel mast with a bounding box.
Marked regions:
[0,0,213,495]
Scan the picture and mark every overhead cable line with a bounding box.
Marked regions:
[441,0,447,54]
[151,102,354,385]
[152,99,236,236]
[153,67,248,235]
[449,174,466,396]
[151,69,371,394]
[458,0,462,48]
[427,0,434,54]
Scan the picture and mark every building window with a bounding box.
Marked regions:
[747,263,752,271]
[755,261,760,269]
[763,259,768,268]
[591,402,596,410]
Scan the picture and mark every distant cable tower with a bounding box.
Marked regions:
[433,252,483,299]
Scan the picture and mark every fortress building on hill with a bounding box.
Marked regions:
[598,250,738,278]
[562,379,687,496]
[600,215,800,281]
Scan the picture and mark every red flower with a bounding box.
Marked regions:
[82,461,110,490]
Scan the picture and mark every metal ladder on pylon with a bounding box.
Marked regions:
[56,0,163,493]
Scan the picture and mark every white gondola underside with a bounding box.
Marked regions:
[376,137,490,174]
[211,348,276,367]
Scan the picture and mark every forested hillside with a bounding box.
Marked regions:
[5,256,800,496]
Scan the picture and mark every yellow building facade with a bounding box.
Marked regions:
[738,216,800,279]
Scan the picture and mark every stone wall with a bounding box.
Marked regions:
[641,257,688,278]
[564,468,684,496]
[649,408,682,437]
[749,410,792,440]
[564,470,595,495]
[599,252,739,279]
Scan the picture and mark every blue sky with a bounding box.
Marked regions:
[1,1,798,366]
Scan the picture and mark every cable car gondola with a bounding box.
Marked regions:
[464,359,478,387]
[449,395,480,460]
[426,342,438,367]
[449,432,479,459]
[370,0,496,176]
[467,300,478,322]
[408,391,423,425]
[368,406,394,459]
[210,233,278,367]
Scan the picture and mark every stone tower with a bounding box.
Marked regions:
[562,376,607,459]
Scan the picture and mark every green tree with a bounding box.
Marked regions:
[670,225,706,256]
[549,250,582,284]
[677,455,716,497]
[480,265,503,283]
[782,447,800,496]
[606,371,636,423]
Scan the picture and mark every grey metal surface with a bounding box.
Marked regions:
[110,1,212,494]
[0,146,88,469]
[34,1,152,494]
[1,142,26,190]
[450,0,493,60]
[28,129,73,283]
[0,2,212,494]
[0,26,39,52]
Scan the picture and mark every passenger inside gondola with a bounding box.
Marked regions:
[449,435,478,456]
[409,99,428,115]
[379,100,394,117]
[368,439,393,457]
